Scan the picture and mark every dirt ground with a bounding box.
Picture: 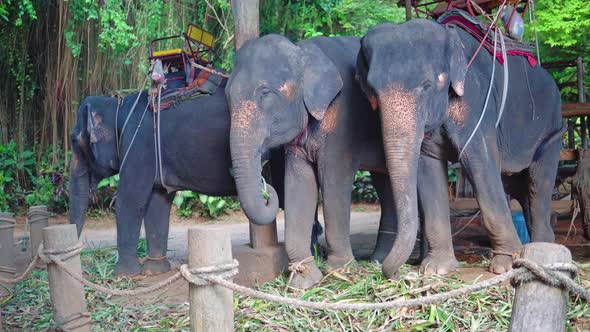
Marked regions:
[9,202,590,307]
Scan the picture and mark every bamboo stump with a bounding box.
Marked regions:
[249,220,278,249]
[509,243,573,332]
[43,225,91,332]
[29,205,49,260]
[0,212,16,296]
[188,226,234,332]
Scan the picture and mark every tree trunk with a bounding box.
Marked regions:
[231,0,259,51]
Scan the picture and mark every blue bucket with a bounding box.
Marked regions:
[512,211,530,244]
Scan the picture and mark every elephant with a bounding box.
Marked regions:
[356,19,564,279]
[226,34,399,289]
[69,88,302,276]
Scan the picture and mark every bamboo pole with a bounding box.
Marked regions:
[188,226,234,332]
[43,224,91,331]
[509,243,573,332]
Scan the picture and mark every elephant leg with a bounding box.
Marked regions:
[142,189,174,276]
[318,158,356,268]
[370,172,397,263]
[503,173,532,239]
[526,140,561,242]
[115,186,152,277]
[418,154,458,275]
[284,152,323,289]
[461,142,521,274]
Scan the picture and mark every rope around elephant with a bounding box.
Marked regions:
[3,243,590,311]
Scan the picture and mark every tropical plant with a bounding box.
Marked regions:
[352,171,379,203]
[173,191,240,218]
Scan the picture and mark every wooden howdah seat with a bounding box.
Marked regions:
[148,24,227,110]
[149,24,216,90]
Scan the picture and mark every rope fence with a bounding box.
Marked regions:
[1,224,589,331]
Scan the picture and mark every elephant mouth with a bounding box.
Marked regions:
[92,162,117,178]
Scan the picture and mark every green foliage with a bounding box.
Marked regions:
[173,190,198,217]
[173,190,240,218]
[0,0,37,26]
[448,167,457,183]
[0,140,34,210]
[529,0,590,101]
[352,171,379,203]
[535,0,590,55]
[260,0,405,40]
[97,174,119,191]
[6,253,590,330]
[0,141,68,213]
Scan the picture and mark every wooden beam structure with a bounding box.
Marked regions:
[450,198,573,213]
[562,103,590,118]
[560,149,577,161]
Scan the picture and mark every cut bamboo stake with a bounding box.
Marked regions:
[0,212,16,295]
[43,224,91,332]
[509,243,573,332]
[188,226,234,332]
[28,205,49,260]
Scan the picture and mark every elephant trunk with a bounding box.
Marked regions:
[230,129,279,225]
[378,89,423,279]
[69,141,90,236]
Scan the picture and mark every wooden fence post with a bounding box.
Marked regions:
[188,226,234,332]
[509,243,573,332]
[0,212,16,296]
[577,56,586,103]
[29,205,49,260]
[43,224,91,332]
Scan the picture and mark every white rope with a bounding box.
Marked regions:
[459,28,498,160]
[495,30,509,128]
[119,103,150,171]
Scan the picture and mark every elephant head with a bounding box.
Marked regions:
[70,96,120,235]
[226,35,343,225]
[357,20,467,278]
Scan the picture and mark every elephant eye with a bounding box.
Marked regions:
[257,87,279,109]
[420,80,433,90]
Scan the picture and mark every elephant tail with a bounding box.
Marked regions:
[533,124,567,162]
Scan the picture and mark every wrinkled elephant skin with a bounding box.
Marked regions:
[358,20,564,277]
[227,35,398,289]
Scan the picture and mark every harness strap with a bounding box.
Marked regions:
[114,96,124,160]
[459,26,498,160]
[495,30,509,127]
[119,103,150,172]
[155,85,173,192]
[119,72,152,156]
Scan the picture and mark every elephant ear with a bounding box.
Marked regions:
[301,42,343,121]
[445,25,467,97]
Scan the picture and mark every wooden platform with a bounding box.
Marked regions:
[562,103,590,118]
[450,198,573,214]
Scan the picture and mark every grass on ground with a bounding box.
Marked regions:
[2,242,590,331]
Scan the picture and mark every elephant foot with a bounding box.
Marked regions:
[142,256,171,276]
[489,253,514,274]
[288,262,323,290]
[115,258,142,277]
[326,254,356,269]
[420,254,458,275]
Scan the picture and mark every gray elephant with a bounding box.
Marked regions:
[69,89,298,276]
[357,19,564,279]
[226,34,399,289]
